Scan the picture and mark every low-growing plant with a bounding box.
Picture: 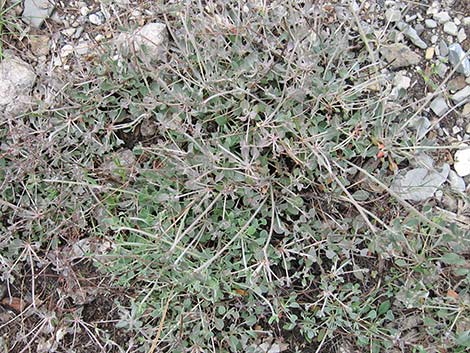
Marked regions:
[1,1,468,352]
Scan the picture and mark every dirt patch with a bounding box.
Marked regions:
[0,255,134,353]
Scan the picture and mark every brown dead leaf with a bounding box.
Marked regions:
[447,289,459,300]
[1,297,26,312]
[234,288,248,296]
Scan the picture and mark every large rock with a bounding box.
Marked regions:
[116,22,168,62]
[380,44,421,69]
[391,164,450,202]
[22,0,56,29]
[0,54,36,118]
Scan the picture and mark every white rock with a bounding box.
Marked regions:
[425,19,437,28]
[427,2,440,16]
[0,54,36,118]
[457,28,467,43]
[60,44,74,58]
[80,6,90,16]
[443,22,458,36]
[448,170,466,192]
[454,145,470,177]
[454,17,461,26]
[116,22,167,61]
[391,164,450,202]
[450,86,470,104]
[463,17,470,26]
[62,28,76,37]
[431,35,438,44]
[433,11,451,24]
[430,96,449,116]
[453,126,462,135]
[89,12,104,25]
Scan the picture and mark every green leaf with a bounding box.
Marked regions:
[439,253,466,265]
[378,300,391,316]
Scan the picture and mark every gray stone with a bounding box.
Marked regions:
[0,53,36,118]
[457,28,467,43]
[450,86,470,104]
[415,23,425,36]
[443,22,458,36]
[116,22,167,62]
[410,116,431,140]
[425,19,437,28]
[439,40,449,56]
[430,96,449,116]
[379,43,421,68]
[391,163,450,202]
[448,43,470,77]
[385,8,401,23]
[397,22,427,49]
[463,17,470,26]
[436,62,448,78]
[22,0,55,28]
[433,11,451,24]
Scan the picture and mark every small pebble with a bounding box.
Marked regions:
[425,19,437,28]
[454,17,461,26]
[439,40,449,56]
[448,76,467,92]
[88,12,104,26]
[80,6,90,16]
[463,104,470,119]
[453,126,462,135]
[457,28,467,43]
[433,11,451,24]
[73,26,84,39]
[405,14,417,22]
[463,17,470,26]
[450,86,470,104]
[444,22,458,36]
[430,96,449,117]
[425,47,435,60]
[60,44,74,58]
[431,34,438,44]
[61,28,76,37]
[436,62,448,78]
